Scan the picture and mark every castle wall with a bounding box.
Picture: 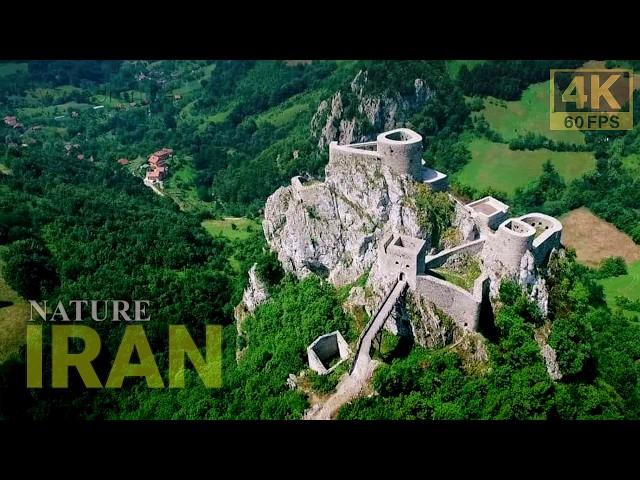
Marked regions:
[422,167,449,192]
[517,213,562,266]
[425,238,485,270]
[466,196,510,235]
[473,210,508,235]
[290,176,326,205]
[328,142,381,169]
[415,275,482,330]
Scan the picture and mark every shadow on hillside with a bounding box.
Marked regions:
[478,296,499,343]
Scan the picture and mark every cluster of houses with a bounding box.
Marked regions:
[143,147,173,187]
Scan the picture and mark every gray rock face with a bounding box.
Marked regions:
[541,344,562,381]
[404,290,455,349]
[453,201,479,244]
[234,263,270,334]
[535,322,563,381]
[263,155,427,287]
[310,69,435,151]
[519,250,550,316]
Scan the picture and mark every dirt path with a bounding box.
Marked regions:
[304,360,380,420]
[304,280,407,420]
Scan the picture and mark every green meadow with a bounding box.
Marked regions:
[456,137,596,196]
[480,81,585,145]
[201,217,261,241]
[599,261,640,315]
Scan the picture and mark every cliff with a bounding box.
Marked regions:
[263,152,429,287]
[310,69,435,151]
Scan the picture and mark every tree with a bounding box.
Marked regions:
[1,238,59,299]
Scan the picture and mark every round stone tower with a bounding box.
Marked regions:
[376,128,423,178]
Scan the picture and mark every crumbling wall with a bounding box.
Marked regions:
[518,214,562,266]
[425,238,485,270]
[414,275,483,330]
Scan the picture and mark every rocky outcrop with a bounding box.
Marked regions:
[535,321,563,381]
[234,264,270,335]
[452,331,490,376]
[263,154,428,287]
[518,250,551,316]
[403,291,456,349]
[452,200,478,244]
[310,69,436,150]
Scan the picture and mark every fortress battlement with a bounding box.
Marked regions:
[328,128,448,191]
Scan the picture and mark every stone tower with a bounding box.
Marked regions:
[376,128,423,178]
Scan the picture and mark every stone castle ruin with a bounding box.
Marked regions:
[257,127,564,418]
[301,127,562,345]
[328,127,449,191]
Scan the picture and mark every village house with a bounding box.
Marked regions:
[143,147,173,187]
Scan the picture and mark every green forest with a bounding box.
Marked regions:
[1,60,640,420]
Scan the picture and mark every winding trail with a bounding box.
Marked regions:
[304,280,407,420]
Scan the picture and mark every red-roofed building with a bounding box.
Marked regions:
[4,116,18,127]
[144,147,172,187]
[77,154,85,161]
[152,148,173,162]
[148,155,163,166]
[117,158,129,165]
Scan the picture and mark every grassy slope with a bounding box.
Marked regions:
[0,247,29,362]
[599,261,640,315]
[201,217,261,241]
[456,137,596,195]
[480,81,585,144]
[201,217,262,272]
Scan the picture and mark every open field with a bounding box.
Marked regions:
[583,60,640,90]
[599,260,640,313]
[91,89,146,108]
[160,156,210,212]
[201,217,261,241]
[254,90,323,128]
[560,207,640,267]
[456,138,596,196]
[172,63,216,97]
[17,101,94,119]
[0,249,29,363]
[480,81,585,145]
[0,62,27,77]
[256,102,309,128]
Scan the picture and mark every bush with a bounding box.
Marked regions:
[597,256,627,279]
